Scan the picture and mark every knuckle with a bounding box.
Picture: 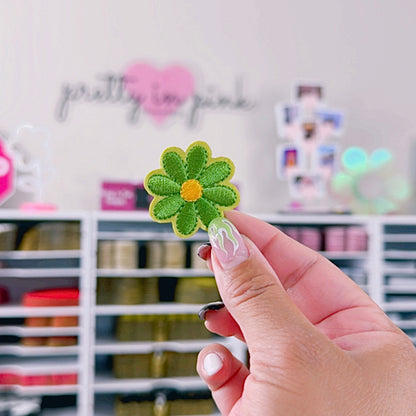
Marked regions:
[223,265,279,308]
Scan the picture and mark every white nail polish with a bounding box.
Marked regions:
[203,353,223,376]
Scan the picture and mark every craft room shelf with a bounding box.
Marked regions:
[0,210,90,416]
[94,338,238,355]
[0,269,81,278]
[96,268,213,278]
[0,305,81,317]
[94,303,204,316]
[0,385,80,396]
[90,212,241,416]
[93,375,209,394]
[2,210,416,415]
[0,326,80,336]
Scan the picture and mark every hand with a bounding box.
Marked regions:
[197,211,416,416]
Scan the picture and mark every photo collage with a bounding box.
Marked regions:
[275,83,344,208]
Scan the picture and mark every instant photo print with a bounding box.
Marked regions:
[288,172,325,200]
[301,121,320,153]
[276,144,304,179]
[302,121,317,141]
[274,103,300,140]
[317,109,344,139]
[313,143,339,178]
[295,82,324,112]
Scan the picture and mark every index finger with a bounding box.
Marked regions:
[225,211,386,329]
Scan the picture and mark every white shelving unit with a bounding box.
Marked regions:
[379,217,416,344]
[0,210,90,416]
[90,211,244,416]
[1,210,416,415]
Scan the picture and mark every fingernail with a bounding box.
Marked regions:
[208,217,249,270]
[198,301,225,321]
[203,352,223,376]
[197,242,211,261]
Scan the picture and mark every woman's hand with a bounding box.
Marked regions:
[197,211,416,416]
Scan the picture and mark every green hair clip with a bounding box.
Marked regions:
[144,141,240,238]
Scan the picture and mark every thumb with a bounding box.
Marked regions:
[207,217,322,354]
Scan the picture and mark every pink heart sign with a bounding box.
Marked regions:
[124,63,195,124]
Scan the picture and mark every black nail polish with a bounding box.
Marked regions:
[198,301,225,321]
[197,242,211,260]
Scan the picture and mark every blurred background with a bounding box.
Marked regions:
[1,0,416,213]
[3,3,416,415]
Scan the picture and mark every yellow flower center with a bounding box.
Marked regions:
[180,179,203,202]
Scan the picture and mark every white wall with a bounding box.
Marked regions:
[1,0,416,213]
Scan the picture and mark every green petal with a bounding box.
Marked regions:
[203,185,238,207]
[162,151,187,184]
[147,175,181,196]
[195,197,221,229]
[175,202,198,236]
[186,144,208,179]
[199,161,232,187]
[152,195,184,220]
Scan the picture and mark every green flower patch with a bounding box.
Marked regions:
[144,141,240,238]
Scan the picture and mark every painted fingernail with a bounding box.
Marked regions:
[203,352,223,376]
[198,301,225,321]
[197,242,211,261]
[208,217,249,270]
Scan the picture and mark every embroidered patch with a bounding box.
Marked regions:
[145,141,240,238]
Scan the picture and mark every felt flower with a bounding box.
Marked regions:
[145,141,240,238]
